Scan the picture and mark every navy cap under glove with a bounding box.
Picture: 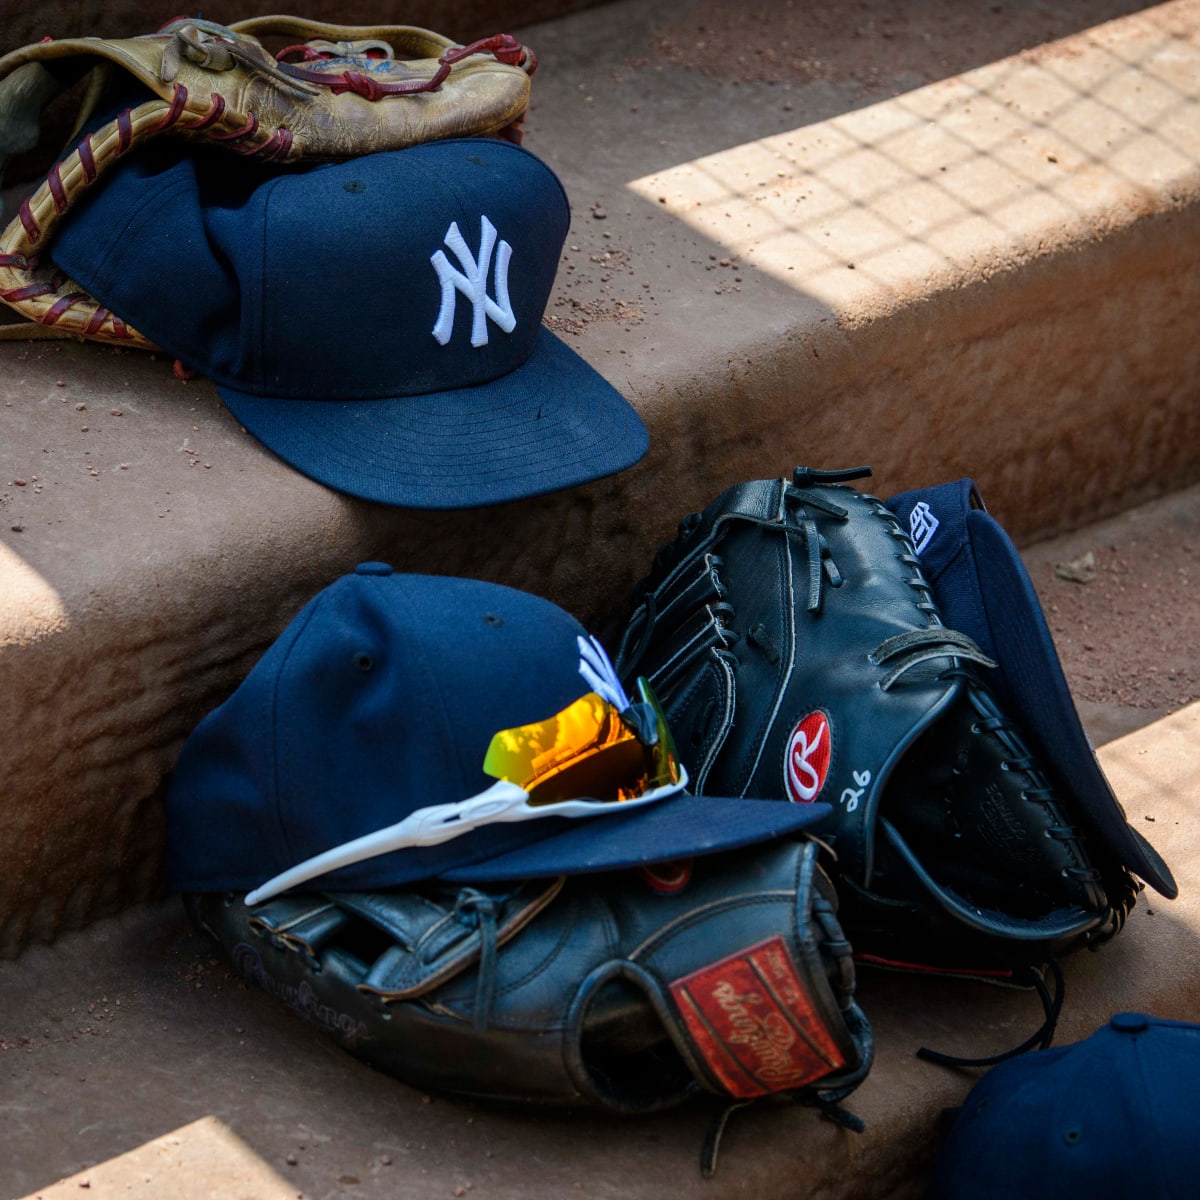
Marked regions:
[932,1013,1200,1199]
[166,568,831,895]
[886,478,1176,899]
[51,137,648,508]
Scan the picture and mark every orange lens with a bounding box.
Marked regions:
[482,678,681,807]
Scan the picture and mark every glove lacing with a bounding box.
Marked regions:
[916,958,1066,1068]
[625,469,1002,691]
[453,889,502,1032]
[699,1053,869,1178]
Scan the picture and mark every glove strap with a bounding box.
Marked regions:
[916,958,1065,1067]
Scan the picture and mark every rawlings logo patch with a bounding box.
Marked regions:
[670,936,846,1097]
[785,712,831,802]
[233,942,370,1046]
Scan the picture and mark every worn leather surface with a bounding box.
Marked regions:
[617,469,1142,973]
[185,838,872,1113]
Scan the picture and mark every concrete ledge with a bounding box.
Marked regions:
[3,0,1200,952]
[0,698,1195,1199]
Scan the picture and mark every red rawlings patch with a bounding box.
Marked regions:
[785,711,832,802]
[670,936,846,1098]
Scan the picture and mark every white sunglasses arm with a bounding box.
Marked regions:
[245,780,530,906]
[243,766,688,907]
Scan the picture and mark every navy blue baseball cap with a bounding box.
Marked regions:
[932,1013,1200,1199]
[49,137,648,508]
[166,566,831,895]
[887,478,1176,899]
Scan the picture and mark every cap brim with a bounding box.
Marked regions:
[438,795,833,882]
[888,483,1176,899]
[217,327,648,508]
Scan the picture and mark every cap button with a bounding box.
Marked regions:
[1110,1012,1150,1033]
[355,562,394,577]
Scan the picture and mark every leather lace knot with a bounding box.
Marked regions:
[454,889,502,1031]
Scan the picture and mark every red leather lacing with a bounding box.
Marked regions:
[149,83,189,132]
[85,307,126,337]
[117,108,134,154]
[77,134,97,181]
[278,32,533,99]
[137,84,285,157]
[275,44,324,62]
[44,292,90,323]
[275,43,389,63]
[186,93,227,129]
[243,127,293,159]
[0,279,55,302]
[0,269,64,303]
[47,170,69,211]
[18,200,40,244]
[209,111,259,141]
[444,34,530,69]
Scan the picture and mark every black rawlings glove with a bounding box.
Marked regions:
[616,467,1149,980]
[185,837,871,1168]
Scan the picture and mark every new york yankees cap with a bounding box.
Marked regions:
[932,1013,1200,1199]
[886,478,1176,899]
[49,137,649,507]
[166,566,832,894]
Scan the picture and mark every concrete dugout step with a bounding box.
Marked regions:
[2,0,1200,952]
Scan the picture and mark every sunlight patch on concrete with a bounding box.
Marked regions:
[627,1,1200,320]
[17,1116,298,1200]
[1098,699,1199,826]
[0,541,67,646]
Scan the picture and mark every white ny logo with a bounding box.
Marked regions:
[430,216,517,348]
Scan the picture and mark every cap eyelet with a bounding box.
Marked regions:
[483,613,504,627]
[353,652,374,672]
[1063,1129,1082,1145]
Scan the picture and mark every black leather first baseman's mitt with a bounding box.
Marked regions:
[615,467,1167,990]
[185,837,872,1173]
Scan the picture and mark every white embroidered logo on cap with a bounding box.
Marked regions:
[909,501,939,555]
[431,216,517,347]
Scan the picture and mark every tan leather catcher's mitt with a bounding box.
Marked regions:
[0,15,536,344]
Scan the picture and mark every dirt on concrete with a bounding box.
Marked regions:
[1021,483,1200,715]
[645,0,1157,91]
